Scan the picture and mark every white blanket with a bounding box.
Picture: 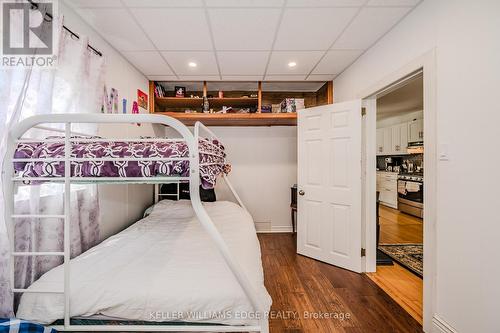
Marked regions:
[17,200,272,326]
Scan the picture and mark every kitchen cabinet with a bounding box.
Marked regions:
[376,128,384,155]
[377,121,411,155]
[377,171,398,209]
[383,127,392,155]
[408,119,423,143]
[391,123,409,154]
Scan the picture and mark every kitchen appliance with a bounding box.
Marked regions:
[398,173,423,218]
[407,141,424,154]
[384,157,393,171]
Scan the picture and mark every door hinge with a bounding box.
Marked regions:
[361,248,366,257]
[361,108,366,116]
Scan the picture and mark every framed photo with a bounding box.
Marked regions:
[175,86,186,98]
[137,89,148,110]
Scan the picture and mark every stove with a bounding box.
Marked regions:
[398,173,423,182]
[397,173,424,218]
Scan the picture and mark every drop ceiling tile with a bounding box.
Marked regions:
[206,0,284,6]
[131,8,212,50]
[217,51,269,75]
[122,51,174,75]
[161,51,218,75]
[366,0,420,6]
[307,74,336,81]
[148,75,179,81]
[264,75,307,81]
[67,0,122,8]
[177,75,221,81]
[208,9,281,50]
[267,51,324,75]
[123,0,203,7]
[287,0,365,7]
[333,6,412,49]
[274,7,358,50]
[312,49,363,74]
[78,9,155,51]
[221,75,264,81]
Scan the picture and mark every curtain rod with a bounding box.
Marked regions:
[28,0,103,57]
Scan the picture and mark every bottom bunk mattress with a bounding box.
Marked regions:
[16,200,272,326]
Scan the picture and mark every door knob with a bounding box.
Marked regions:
[299,190,305,196]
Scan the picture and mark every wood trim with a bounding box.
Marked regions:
[257,81,262,113]
[149,81,155,114]
[327,81,334,104]
[202,80,207,97]
[154,111,296,126]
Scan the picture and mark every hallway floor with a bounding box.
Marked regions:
[366,205,424,324]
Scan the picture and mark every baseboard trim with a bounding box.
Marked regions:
[256,226,293,233]
[432,315,457,333]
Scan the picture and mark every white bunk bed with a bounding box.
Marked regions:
[2,114,271,332]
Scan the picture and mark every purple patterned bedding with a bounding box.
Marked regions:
[14,136,229,189]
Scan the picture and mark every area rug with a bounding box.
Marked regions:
[378,244,423,277]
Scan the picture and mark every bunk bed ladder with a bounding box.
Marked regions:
[7,124,72,325]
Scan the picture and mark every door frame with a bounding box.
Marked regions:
[359,49,437,333]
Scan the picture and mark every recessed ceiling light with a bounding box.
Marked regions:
[188,62,197,68]
[288,62,297,68]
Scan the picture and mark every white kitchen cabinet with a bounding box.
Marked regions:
[391,123,409,154]
[383,127,392,155]
[408,119,423,143]
[376,171,398,208]
[376,128,384,155]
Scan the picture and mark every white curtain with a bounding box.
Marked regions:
[0,13,105,317]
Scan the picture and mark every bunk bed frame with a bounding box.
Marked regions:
[2,114,268,333]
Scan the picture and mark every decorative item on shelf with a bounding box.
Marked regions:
[122,99,127,114]
[103,85,119,114]
[137,89,148,110]
[154,82,166,97]
[218,90,224,98]
[249,106,257,113]
[261,105,272,113]
[280,98,305,113]
[175,86,186,98]
[202,96,210,113]
[250,94,258,98]
[272,104,281,113]
[132,101,139,114]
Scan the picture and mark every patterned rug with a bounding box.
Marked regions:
[378,244,423,277]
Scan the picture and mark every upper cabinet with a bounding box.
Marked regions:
[377,119,420,156]
[408,119,424,143]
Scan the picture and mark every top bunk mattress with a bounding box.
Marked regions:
[13,137,229,189]
[16,200,272,326]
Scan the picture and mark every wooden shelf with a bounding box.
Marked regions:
[149,80,333,126]
[155,97,258,109]
[154,112,297,126]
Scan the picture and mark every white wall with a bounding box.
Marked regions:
[213,127,297,232]
[334,1,500,332]
[60,2,154,240]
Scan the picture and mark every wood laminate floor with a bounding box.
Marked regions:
[366,205,424,325]
[258,233,423,333]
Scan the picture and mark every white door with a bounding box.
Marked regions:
[297,100,362,273]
